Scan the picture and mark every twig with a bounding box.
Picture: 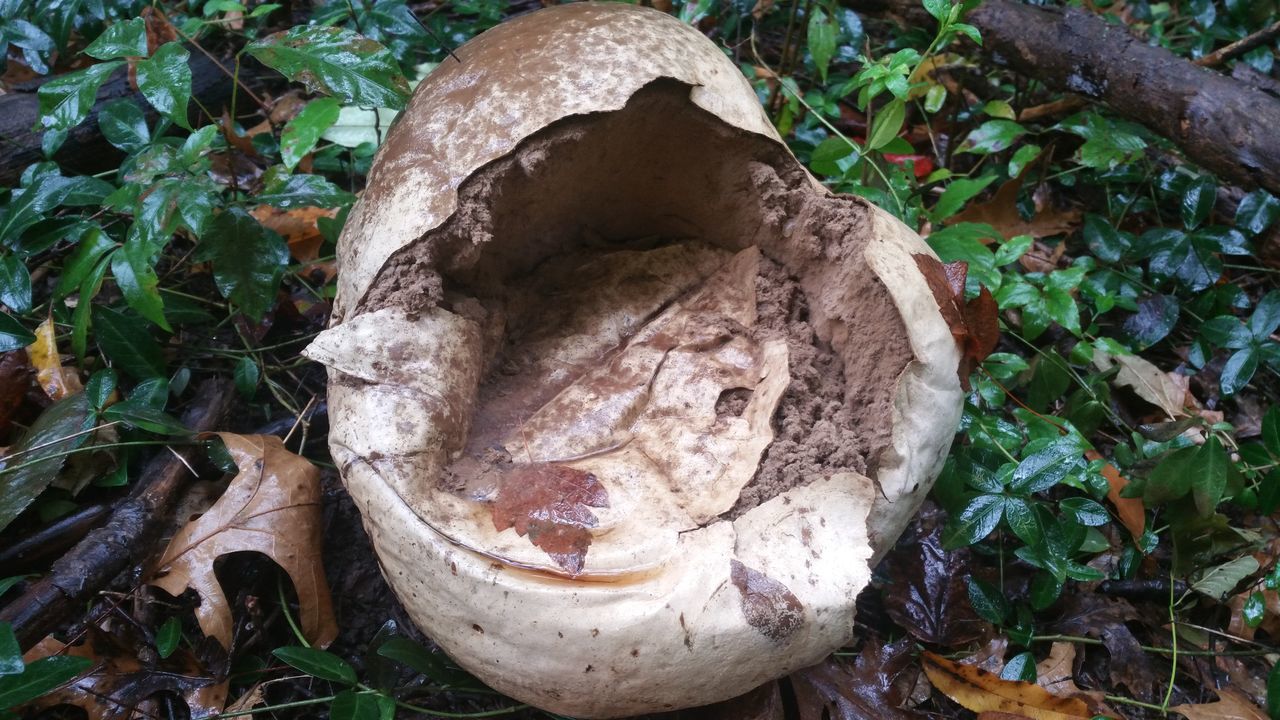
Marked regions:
[1195,19,1280,69]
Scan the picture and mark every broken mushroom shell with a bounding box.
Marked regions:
[302,4,964,717]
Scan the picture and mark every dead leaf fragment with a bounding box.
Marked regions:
[884,513,987,647]
[148,433,337,650]
[729,560,804,642]
[950,161,1080,241]
[0,350,33,436]
[1033,642,1116,717]
[1171,688,1269,720]
[28,315,82,400]
[1085,450,1145,540]
[922,651,1091,720]
[489,463,609,576]
[1094,351,1187,420]
[913,255,999,389]
[250,205,335,262]
[789,639,917,720]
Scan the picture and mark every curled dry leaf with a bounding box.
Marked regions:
[922,651,1091,720]
[1084,450,1145,540]
[22,628,226,720]
[913,255,999,390]
[1094,351,1188,420]
[28,315,82,400]
[1171,688,1269,720]
[148,432,337,650]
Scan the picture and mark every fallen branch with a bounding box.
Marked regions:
[846,0,1280,195]
[0,378,235,648]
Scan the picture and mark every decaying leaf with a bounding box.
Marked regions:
[1055,595,1157,701]
[950,161,1080,240]
[1033,643,1114,717]
[1171,688,1269,720]
[1094,351,1187,420]
[1084,450,1145,540]
[913,254,999,390]
[0,350,33,436]
[21,628,226,719]
[488,463,609,575]
[250,205,336,262]
[884,514,987,646]
[28,315,82,400]
[789,639,917,720]
[148,432,337,650]
[922,651,1091,720]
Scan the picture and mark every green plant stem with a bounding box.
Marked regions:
[277,574,310,648]
[1161,570,1177,711]
[0,440,196,477]
[1031,634,1272,657]
[212,692,356,718]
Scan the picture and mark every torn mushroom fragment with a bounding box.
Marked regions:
[303,3,964,717]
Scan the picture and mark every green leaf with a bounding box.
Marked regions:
[806,8,836,83]
[4,19,54,74]
[1221,347,1260,397]
[92,305,166,379]
[1042,287,1081,336]
[1029,572,1063,610]
[943,494,1005,547]
[0,172,73,245]
[0,256,32,314]
[137,43,193,130]
[959,119,1025,154]
[932,175,996,222]
[923,0,950,21]
[36,61,124,135]
[247,26,411,109]
[155,617,181,659]
[1250,291,1280,338]
[1263,406,1280,458]
[1010,437,1082,494]
[199,208,289,321]
[1144,445,1197,505]
[1081,214,1130,264]
[1268,659,1280,720]
[255,174,355,209]
[72,257,110,363]
[809,137,858,176]
[1005,498,1047,546]
[1177,175,1216,231]
[0,312,33,353]
[1192,556,1259,600]
[1236,190,1280,236]
[866,99,905,151]
[96,98,151,154]
[924,84,946,113]
[273,646,357,684]
[0,655,92,708]
[111,236,169,331]
[0,393,93,532]
[234,356,260,398]
[83,17,147,60]
[1244,591,1266,629]
[0,623,20,677]
[281,98,341,171]
[85,369,117,411]
[330,690,393,720]
[966,577,1009,624]
[53,226,115,300]
[1059,497,1108,526]
[1189,435,1229,517]
[1001,652,1036,682]
[103,398,189,435]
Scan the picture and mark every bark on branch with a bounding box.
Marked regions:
[846,0,1280,195]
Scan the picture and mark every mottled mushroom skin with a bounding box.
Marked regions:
[304,4,964,717]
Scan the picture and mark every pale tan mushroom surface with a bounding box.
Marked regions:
[302,3,964,716]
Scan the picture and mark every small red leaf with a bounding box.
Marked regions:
[914,254,1001,390]
[489,463,609,576]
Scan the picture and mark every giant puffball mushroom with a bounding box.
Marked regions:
[302,3,965,717]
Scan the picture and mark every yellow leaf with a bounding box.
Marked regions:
[27,315,82,400]
[922,651,1091,720]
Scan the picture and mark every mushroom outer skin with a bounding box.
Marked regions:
[304,3,964,717]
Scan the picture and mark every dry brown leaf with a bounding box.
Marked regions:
[913,255,1000,390]
[148,433,337,650]
[250,205,336,262]
[28,314,82,400]
[0,350,33,436]
[224,682,266,713]
[23,628,226,719]
[950,172,1080,241]
[922,650,1091,720]
[1085,450,1145,540]
[1020,241,1067,274]
[1034,642,1116,717]
[1095,352,1187,420]
[1172,688,1269,720]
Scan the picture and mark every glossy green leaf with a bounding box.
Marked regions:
[933,175,996,222]
[0,256,31,314]
[0,172,74,246]
[0,623,20,677]
[1181,175,1217,230]
[72,257,110,363]
[866,99,905,151]
[281,98,341,171]
[943,494,1005,548]
[959,119,1025,154]
[103,398,188,435]
[83,17,147,59]
[92,305,166,379]
[85,369,117,411]
[1001,651,1036,682]
[155,617,181,659]
[1236,190,1280,236]
[36,61,124,135]
[330,690,393,720]
[233,356,260,398]
[0,312,33,353]
[246,26,411,109]
[1221,347,1259,397]
[273,646,357,684]
[111,235,169,331]
[0,392,93,532]
[1059,497,1109,527]
[137,42,193,130]
[0,655,92,708]
[255,174,355,209]
[97,98,151,153]
[1010,437,1082,494]
[966,577,1009,624]
[199,208,289,321]
[1250,291,1280,338]
[807,8,836,83]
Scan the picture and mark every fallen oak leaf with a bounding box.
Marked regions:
[1171,688,1269,720]
[913,255,999,390]
[949,157,1080,241]
[922,651,1091,720]
[148,433,337,650]
[1085,450,1145,541]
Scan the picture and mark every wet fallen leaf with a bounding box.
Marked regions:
[22,628,226,719]
[219,109,261,159]
[884,515,987,646]
[1055,595,1157,701]
[27,315,82,401]
[1171,688,1269,720]
[489,463,610,576]
[1019,240,1067,274]
[914,254,999,390]
[0,350,33,436]
[250,205,335,262]
[142,7,178,53]
[148,433,337,650]
[1084,450,1145,540]
[1094,351,1188,420]
[950,163,1080,241]
[1033,643,1113,717]
[922,651,1091,720]
[695,679,785,720]
[790,639,917,720]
